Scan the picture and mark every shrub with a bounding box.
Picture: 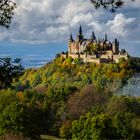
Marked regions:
[0,90,27,136]
[71,112,135,140]
[66,85,106,118]
[59,120,72,139]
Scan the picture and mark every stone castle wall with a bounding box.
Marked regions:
[83,57,100,64]
[61,52,128,64]
[113,54,128,63]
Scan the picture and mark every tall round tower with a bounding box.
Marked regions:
[112,39,119,54]
[68,33,73,54]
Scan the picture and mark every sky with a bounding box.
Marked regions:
[0,0,140,57]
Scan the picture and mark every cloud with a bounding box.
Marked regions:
[106,13,136,36]
[125,0,140,8]
[0,0,139,45]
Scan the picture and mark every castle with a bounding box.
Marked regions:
[61,26,128,64]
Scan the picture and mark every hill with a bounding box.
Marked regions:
[0,56,140,139]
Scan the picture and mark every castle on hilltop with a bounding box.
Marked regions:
[61,26,128,64]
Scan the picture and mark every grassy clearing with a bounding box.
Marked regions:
[40,135,65,140]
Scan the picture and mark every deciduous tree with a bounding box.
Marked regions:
[90,0,135,12]
[0,0,16,28]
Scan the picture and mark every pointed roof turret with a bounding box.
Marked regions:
[105,33,108,41]
[91,31,96,40]
[115,38,118,43]
[69,33,73,41]
[115,38,119,45]
[76,25,83,41]
[79,25,82,35]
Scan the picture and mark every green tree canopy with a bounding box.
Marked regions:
[0,0,16,28]
[90,0,135,12]
[0,57,24,89]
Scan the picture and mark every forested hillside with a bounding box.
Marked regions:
[1,55,140,139]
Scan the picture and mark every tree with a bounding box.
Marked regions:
[90,0,135,12]
[66,85,106,119]
[72,113,115,140]
[71,112,135,140]
[113,112,134,139]
[59,120,72,139]
[0,90,26,136]
[0,57,24,89]
[0,0,16,28]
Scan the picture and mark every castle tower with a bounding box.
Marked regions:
[70,33,73,41]
[79,25,82,36]
[68,33,73,54]
[112,38,119,54]
[90,31,96,40]
[76,25,84,42]
[105,33,108,41]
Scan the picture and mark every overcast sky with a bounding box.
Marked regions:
[0,0,140,56]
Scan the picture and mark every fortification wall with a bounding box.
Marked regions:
[61,54,67,59]
[61,52,128,64]
[83,57,100,64]
[106,50,113,55]
[113,54,128,63]
[86,55,97,59]
[68,54,79,59]
[100,55,110,59]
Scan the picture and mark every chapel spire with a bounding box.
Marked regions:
[91,31,96,40]
[105,33,108,41]
[69,33,73,41]
[79,25,82,35]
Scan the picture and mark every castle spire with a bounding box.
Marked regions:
[115,38,118,44]
[79,25,82,35]
[105,33,108,41]
[76,25,83,42]
[92,31,96,40]
[70,33,73,41]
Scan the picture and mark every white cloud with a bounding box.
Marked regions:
[125,0,140,8]
[106,13,136,36]
[0,0,139,45]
